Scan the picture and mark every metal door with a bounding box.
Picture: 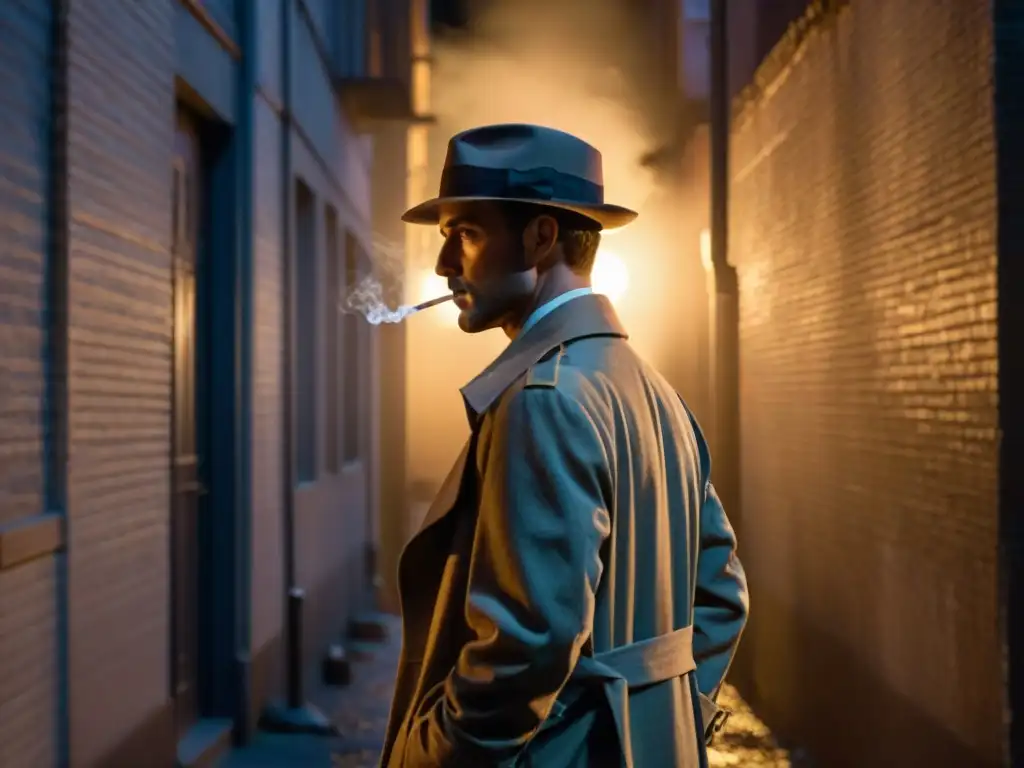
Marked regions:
[171,111,204,736]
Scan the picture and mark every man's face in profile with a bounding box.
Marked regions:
[435,201,537,333]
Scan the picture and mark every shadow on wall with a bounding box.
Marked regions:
[746,590,998,768]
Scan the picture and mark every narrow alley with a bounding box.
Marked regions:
[0,0,1019,766]
[217,616,810,768]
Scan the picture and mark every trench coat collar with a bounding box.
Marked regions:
[459,292,628,424]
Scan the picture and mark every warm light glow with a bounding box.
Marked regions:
[415,270,461,325]
[699,228,712,272]
[591,248,629,306]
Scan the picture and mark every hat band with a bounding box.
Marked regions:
[438,164,604,205]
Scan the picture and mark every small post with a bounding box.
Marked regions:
[287,587,304,709]
[258,585,337,736]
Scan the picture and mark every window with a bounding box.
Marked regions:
[325,204,341,474]
[342,231,363,464]
[333,0,383,77]
[294,179,318,482]
[365,0,383,78]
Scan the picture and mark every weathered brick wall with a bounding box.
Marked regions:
[0,0,58,764]
[65,0,176,763]
[0,0,50,528]
[729,2,1001,765]
[0,563,58,768]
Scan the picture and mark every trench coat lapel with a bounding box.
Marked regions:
[413,293,627,537]
[461,293,627,421]
[416,438,473,534]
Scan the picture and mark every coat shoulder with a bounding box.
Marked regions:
[523,344,567,390]
[520,335,639,407]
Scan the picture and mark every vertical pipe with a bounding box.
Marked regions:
[279,0,303,715]
[281,0,295,600]
[233,0,257,741]
[707,0,741,522]
[48,0,70,761]
[709,0,729,274]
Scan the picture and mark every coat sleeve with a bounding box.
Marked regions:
[692,480,749,696]
[401,384,612,767]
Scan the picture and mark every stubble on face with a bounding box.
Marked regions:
[437,202,537,334]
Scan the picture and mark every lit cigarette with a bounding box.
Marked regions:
[411,294,455,313]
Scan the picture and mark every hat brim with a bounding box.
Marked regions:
[402,196,639,230]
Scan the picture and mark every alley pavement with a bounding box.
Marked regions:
[216,614,399,768]
[217,613,806,767]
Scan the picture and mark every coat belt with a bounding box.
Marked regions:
[566,625,697,768]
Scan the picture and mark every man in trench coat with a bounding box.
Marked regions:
[381,124,749,767]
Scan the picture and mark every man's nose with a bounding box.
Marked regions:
[435,238,460,278]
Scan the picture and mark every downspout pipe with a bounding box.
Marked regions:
[48,0,71,761]
[280,0,295,600]
[233,0,257,742]
[708,0,741,524]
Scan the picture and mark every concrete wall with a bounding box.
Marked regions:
[250,0,383,710]
[728,2,1001,765]
[668,126,713,427]
[280,0,377,691]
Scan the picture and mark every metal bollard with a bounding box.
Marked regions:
[287,587,305,709]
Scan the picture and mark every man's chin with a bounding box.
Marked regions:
[457,307,502,334]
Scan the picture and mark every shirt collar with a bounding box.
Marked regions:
[459,292,627,425]
[518,287,593,338]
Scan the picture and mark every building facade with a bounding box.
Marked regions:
[0,0,421,765]
[672,1,1012,765]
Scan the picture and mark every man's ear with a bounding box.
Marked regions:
[522,214,559,268]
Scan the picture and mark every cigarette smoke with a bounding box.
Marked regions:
[400,0,690,497]
[342,234,420,325]
[345,0,679,327]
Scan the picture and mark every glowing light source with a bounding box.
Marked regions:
[591,248,629,306]
[699,228,712,272]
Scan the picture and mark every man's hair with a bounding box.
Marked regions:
[500,202,602,275]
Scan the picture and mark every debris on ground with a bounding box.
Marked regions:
[709,684,813,767]
[325,615,812,767]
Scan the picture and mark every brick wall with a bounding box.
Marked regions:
[65,0,176,764]
[728,2,1001,765]
[0,1,59,765]
[0,560,58,767]
[0,0,49,528]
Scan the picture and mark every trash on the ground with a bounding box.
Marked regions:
[327,616,811,768]
[709,683,812,767]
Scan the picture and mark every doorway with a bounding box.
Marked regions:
[171,108,210,738]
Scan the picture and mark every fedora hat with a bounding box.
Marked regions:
[402,123,638,230]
